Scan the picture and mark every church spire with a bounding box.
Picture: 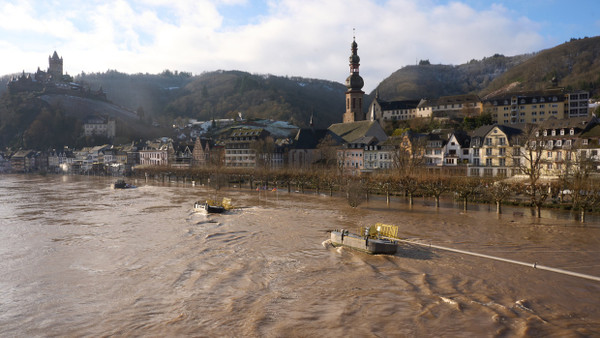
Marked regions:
[343,30,365,123]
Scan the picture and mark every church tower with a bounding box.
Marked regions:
[48,51,63,82]
[343,35,365,123]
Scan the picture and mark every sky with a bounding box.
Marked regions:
[1,0,598,92]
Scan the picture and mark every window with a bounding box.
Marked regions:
[473,149,480,157]
[499,148,506,156]
[486,148,492,156]
[547,151,553,158]
[499,158,505,166]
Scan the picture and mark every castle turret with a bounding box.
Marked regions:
[48,51,63,82]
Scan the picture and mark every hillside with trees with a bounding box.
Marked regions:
[480,36,600,97]
[375,36,600,101]
[374,54,534,100]
[74,70,351,129]
[163,71,351,128]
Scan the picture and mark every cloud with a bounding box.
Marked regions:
[0,0,549,92]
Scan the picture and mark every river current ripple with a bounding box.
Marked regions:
[1,174,599,336]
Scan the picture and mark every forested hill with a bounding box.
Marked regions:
[375,36,600,101]
[163,71,350,128]
[480,36,600,97]
[76,70,350,128]
[374,53,534,101]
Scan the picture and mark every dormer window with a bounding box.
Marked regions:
[543,130,547,136]
[570,128,574,135]
[520,99,526,104]
[560,129,565,135]
[551,130,556,136]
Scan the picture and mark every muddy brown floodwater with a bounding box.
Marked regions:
[1,174,599,336]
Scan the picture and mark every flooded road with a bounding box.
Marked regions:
[1,174,599,336]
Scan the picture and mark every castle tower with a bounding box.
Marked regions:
[48,51,63,81]
[343,35,365,123]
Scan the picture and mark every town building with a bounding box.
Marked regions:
[192,138,212,167]
[484,89,566,124]
[566,90,590,118]
[48,148,75,173]
[430,94,482,120]
[224,128,270,168]
[10,150,35,173]
[288,128,330,169]
[329,120,388,174]
[83,115,116,139]
[467,124,525,177]
[139,142,171,167]
[535,117,598,176]
[367,92,430,125]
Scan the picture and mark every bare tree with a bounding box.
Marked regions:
[567,151,600,223]
[421,176,450,208]
[514,124,546,185]
[485,180,514,214]
[252,136,276,169]
[346,179,364,208]
[452,176,482,212]
[390,132,427,176]
[315,134,339,169]
[512,124,549,218]
[400,175,420,206]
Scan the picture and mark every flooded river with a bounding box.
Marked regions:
[1,174,599,336]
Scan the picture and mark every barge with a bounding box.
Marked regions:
[330,228,398,255]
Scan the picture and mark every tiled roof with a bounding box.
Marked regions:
[293,128,330,149]
[376,99,420,111]
[328,121,383,144]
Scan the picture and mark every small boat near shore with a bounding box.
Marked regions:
[194,197,233,214]
[330,224,399,255]
[112,179,136,189]
[194,201,226,213]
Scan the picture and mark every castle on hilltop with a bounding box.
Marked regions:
[7,51,106,100]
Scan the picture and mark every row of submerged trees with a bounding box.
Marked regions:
[134,165,600,223]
